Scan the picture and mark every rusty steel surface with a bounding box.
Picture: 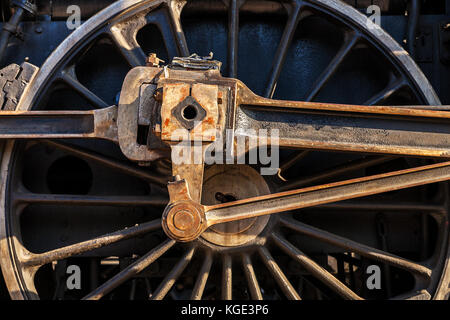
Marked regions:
[203,161,450,228]
[0,106,119,142]
[235,83,450,158]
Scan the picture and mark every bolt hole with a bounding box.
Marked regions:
[215,192,238,203]
[137,125,149,145]
[182,105,198,120]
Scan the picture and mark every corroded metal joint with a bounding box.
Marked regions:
[162,200,206,242]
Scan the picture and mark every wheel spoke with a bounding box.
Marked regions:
[14,193,168,207]
[42,140,168,187]
[279,217,432,278]
[315,201,446,213]
[166,0,189,57]
[271,233,362,300]
[277,150,309,181]
[365,77,450,109]
[83,239,175,300]
[392,290,431,300]
[59,66,109,109]
[129,279,137,300]
[257,246,301,300]
[305,32,359,102]
[150,246,196,300]
[191,252,213,300]
[108,0,188,66]
[242,254,263,300]
[279,156,395,191]
[109,19,147,68]
[90,258,100,291]
[264,1,303,98]
[364,78,407,106]
[222,254,232,300]
[23,219,162,267]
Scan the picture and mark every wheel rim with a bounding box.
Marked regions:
[0,0,448,300]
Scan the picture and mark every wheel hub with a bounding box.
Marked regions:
[201,165,271,247]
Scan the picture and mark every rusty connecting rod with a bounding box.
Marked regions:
[162,161,450,242]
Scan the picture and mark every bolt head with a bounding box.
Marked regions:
[173,210,195,231]
[161,200,206,242]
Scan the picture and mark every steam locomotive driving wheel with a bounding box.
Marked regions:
[0,0,449,300]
